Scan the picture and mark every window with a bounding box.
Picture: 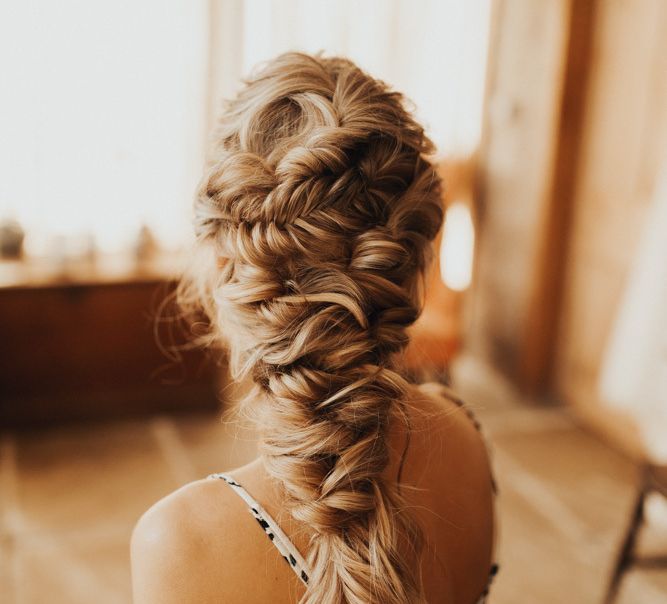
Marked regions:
[0,0,490,258]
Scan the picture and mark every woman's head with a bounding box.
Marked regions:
[182,52,443,603]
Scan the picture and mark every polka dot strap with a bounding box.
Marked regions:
[208,472,310,585]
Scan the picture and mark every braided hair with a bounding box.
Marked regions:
[181,52,444,604]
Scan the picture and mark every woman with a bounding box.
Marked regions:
[131,52,496,604]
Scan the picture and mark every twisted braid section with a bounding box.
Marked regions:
[185,52,443,604]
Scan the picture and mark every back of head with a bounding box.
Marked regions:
[182,52,443,604]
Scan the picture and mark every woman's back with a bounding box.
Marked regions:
[131,383,496,603]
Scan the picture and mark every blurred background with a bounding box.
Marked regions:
[1,1,666,602]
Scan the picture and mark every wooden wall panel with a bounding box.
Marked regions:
[554,0,667,457]
[468,0,572,376]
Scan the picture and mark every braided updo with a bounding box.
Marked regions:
[182,52,444,604]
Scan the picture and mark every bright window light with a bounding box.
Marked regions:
[0,1,491,256]
[440,201,475,291]
[240,0,492,156]
[0,1,209,255]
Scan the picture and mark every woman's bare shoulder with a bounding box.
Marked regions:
[407,381,492,463]
[405,381,496,603]
[409,381,495,507]
[130,476,258,604]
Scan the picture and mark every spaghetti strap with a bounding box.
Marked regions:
[207,472,311,585]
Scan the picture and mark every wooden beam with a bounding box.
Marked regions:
[467,0,574,382]
[517,0,598,394]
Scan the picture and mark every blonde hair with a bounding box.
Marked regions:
[180,52,443,604]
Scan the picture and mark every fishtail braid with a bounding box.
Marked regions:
[181,52,443,604]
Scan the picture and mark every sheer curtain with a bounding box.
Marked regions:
[210,0,491,155]
[0,0,490,256]
[600,146,667,462]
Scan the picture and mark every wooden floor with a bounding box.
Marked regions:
[1,359,666,603]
